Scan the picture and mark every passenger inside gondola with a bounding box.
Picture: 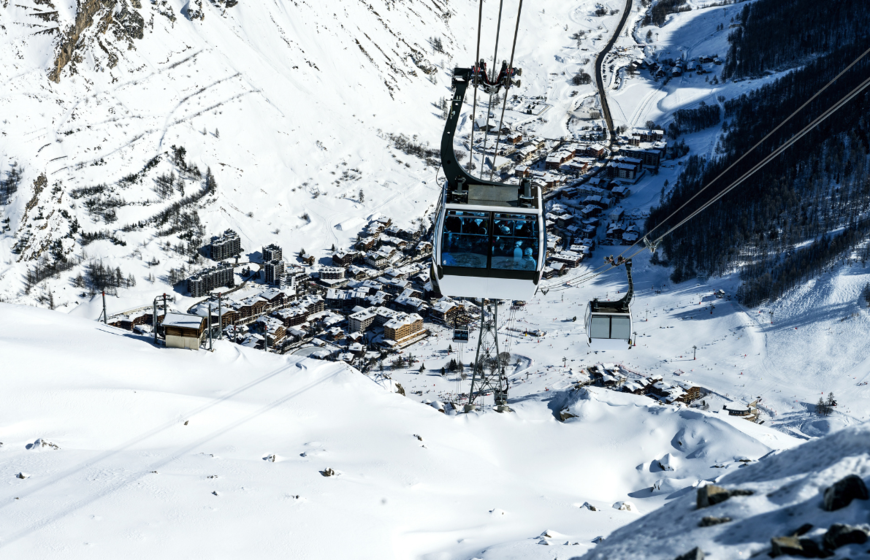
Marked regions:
[491,213,538,270]
[441,210,490,268]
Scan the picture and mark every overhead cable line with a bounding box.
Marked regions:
[640,44,870,246]
[545,50,870,292]
[468,0,485,171]
[490,0,525,181]
[480,0,505,169]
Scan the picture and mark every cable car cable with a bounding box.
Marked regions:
[547,48,870,293]
[490,0,525,181]
[651,73,870,244]
[633,45,870,251]
[468,0,485,171]
[481,0,506,167]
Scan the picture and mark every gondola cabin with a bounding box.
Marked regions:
[585,300,633,345]
[584,258,634,348]
[431,66,545,301]
[432,182,545,300]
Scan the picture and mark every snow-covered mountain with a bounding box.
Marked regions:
[0,0,629,307]
[0,0,460,303]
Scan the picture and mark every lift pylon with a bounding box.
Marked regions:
[465,300,510,413]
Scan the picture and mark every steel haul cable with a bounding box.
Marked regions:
[481,0,505,172]
[490,0,525,181]
[468,0,485,171]
[547,48,870,292]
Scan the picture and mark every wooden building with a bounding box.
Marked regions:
[161,313,206,350]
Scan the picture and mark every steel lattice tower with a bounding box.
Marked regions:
[465,300,509,413]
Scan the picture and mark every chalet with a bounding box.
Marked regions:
[515,165,531,178]
[383,313,426,346]
[546,151,574,169]
[562,158,591,175]
[415,241,433,256]
[394,292,427,315]
[622,377,652,395]
[332,251,357,267]
[607,222,626,239]
[161,313,206,350]
[543,262,568,278]
[109,310,153,332]
[373,216,393,229]
[356,236,379,251]
[676,382,702,403]
[506,132,523,144]
[579,224,597,239]
[347,265,373,280]
[611,186,629,200]
[581,204,602,218]
[586,144,607,158]
[555,214,574,228]
[550,251,583,268]
[571,243,592,256]
[430,299,460,325]
[583,195,610,209]
[647,381,686,403]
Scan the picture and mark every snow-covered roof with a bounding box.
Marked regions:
[161,313,204,329]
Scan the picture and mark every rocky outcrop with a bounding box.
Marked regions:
[696,484,753,509]
[116,3,144,39]
[822,474,868,511]
[49,0,143,82]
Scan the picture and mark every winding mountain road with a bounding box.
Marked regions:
[595,0,634,145]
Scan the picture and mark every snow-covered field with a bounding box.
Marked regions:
[2,0,870,558]
[0,304,797,559]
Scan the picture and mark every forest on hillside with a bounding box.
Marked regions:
[647,34,870,306]
[722,0,870,79]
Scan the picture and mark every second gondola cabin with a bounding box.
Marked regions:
[585,258,634,348]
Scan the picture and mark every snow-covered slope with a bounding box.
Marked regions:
[0,303,795,559]
[0,0,455,300]
[581,423,870,559]
[0,0,630,308]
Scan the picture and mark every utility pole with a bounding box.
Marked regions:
[218,292,223,339]
[208,303,213,351]
[693,345,697,360]
[101,291,107,324]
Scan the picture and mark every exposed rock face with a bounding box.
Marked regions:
[769,535,822,558]
[674,547,704,560]
[698,516,731,527]
[823,524,868,550]
[822,474,868,511]
[116,3,145,39]
[696,484,753,508]
[49,0,143,82]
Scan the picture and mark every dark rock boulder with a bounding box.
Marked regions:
[770,535,825,558]
[823,524,868,550]
[822,474,868,512]
[698,516,731,527]
[674,547,704,560]
[697,484,754,508]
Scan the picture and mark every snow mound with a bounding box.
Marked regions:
[581,423,870,560]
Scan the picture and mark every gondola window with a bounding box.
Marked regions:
[441,211,490,268]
